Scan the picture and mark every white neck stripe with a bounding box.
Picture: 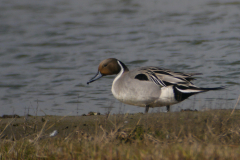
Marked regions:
[112,61,125,95]
[114,61,124,81]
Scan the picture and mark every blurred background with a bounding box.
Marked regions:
[0,0,239,116]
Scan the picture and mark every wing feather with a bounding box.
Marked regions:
[137,67,199,87]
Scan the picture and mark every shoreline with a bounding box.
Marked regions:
[1,109,240,159]
[0,109,239,140]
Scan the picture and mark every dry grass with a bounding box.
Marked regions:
[1,107,240,159]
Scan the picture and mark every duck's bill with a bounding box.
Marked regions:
[87,71,103,84]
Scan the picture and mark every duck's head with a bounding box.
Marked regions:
[87,58,129,84]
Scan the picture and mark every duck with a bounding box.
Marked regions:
[87,58,224,113]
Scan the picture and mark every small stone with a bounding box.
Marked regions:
[49,130,58,137]
[42,117,46,122]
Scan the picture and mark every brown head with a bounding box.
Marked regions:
[87,58,129,84]
[98,58,121,75]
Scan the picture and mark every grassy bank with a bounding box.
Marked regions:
[0,109,240,159]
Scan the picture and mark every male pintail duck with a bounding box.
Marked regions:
[87,58,224,113]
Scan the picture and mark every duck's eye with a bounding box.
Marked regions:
[103,64,108,67]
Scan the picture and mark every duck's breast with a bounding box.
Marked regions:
[111,72,160,107]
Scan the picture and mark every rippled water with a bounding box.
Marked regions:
[0,0,239,116]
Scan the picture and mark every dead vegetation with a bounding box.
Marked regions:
[0,99,240,159]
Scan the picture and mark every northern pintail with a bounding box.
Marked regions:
[87,58,224,113]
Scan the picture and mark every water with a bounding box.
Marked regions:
[0,0,239,116]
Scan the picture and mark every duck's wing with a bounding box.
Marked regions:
[136,67,200,87]
[133,67,224,101]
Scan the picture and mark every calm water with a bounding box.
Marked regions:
[0,0,239,116]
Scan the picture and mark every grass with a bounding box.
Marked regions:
[1,102,240,159]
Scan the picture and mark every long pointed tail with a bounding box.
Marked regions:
[196,86,225,91]
[176,86,225,93]
[173,85,225,101]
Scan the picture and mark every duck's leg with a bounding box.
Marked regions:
[145,105,149,113]
[166,105,170,112]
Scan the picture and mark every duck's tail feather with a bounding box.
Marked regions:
[177,86,225,93]
[197,86,225,91]
[173,85,225,101]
